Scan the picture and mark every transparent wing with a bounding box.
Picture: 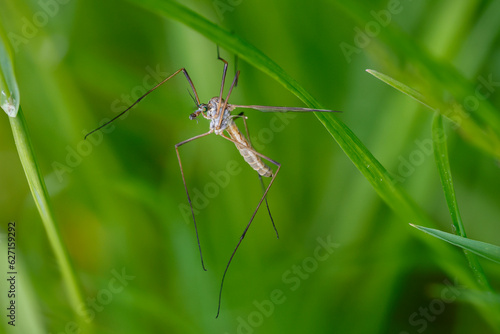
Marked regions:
[230,104,341,113]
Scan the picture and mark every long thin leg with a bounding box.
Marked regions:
[217,70,240,129]
[258,175,278,236]
[215,134,281,318]
[222,72,240,114]
[233,112,278,239]
[217,45,239,88]
[216,53,229,122]
[85,68,200,139]
[175,130,213,271]
[234,54,239,87]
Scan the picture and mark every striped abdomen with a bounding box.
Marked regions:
[225,121,272,177]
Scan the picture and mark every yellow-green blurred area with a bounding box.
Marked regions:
[1,0,500,333]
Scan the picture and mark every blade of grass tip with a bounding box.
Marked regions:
[432,113,491,289]
[1,32,85,318]
[412,223,500,327]
[366,69,436,112]
[410,224,500,265]
[366,69,500,159]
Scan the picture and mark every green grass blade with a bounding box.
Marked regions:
[8,107,85,317]
[410,224,500,264]
[432,114,465,236]
[1,33,85,319]
[432,113,490,289]
[366,69,435,111]
[366,69,500,158]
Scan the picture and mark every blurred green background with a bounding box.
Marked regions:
[1,0,500,333]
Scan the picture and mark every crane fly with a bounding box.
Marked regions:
[85,54,340,317]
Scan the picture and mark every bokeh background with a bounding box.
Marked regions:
[1,0,500,333]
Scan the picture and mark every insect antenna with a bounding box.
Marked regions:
[187,88,199,107]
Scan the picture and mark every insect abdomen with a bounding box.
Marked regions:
[226,122,272,177]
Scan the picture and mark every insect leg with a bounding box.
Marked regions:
[216,70,241,129]
[216,53,229,120]
[232,112,278,239]
[175,131,213,271]
[234,53,239,87]
[215,134,281,318]
[85,68,200,139]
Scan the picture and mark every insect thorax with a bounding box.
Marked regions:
[207,97,234,134]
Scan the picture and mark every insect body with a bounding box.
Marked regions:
[226,117,272,177]
[85,54,340,318]
[193,96,272,177]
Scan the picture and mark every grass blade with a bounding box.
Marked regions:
[432,113,491,289]
[365,69,434,111]
[432,114,465,236]
[410,224,500,264]
[1,30,85,319]
[366,69,500,159]
[8,107,85,317]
